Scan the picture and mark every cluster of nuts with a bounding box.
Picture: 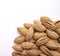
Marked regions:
[12,16,60,56]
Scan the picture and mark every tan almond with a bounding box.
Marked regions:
[51,51,60,56]
[36,37,49,46]
[45,39,60,50]
[40,46,54,56]
[42,21,56,30]
[56,28,60,35]
[12,44,23,52]
[33,24,46,32]
[33,32,47,40]
[40,16,56,30]
[34,19,42,24]
[17,27,28,36]
[24,23,32,28]
[21,42,33,49]
[56,47,60,53]
[26,49,39,56]
[26,27,34,41]
[14,36,25,44]
[12,51,22,56]
[40,16,53,22]
[46,30,59,39]
[54,20,60,28]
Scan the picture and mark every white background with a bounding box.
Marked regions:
[0,0,60,56]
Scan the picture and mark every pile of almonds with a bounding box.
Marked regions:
[12,16,60,56]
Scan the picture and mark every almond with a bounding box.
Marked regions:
[26,27,34,41]
[21,42,33,49]
[17,27,28,36]
[26,49,39,56]
[33,32,47,40]
[45,39,60,50]
[12,51,22,56]
[33,24,46,32]
[40,16,53,23]
[51,51,60,56]
[42,21,56,30]
[36,37,49,46]
[40,46,53,56]
[46,30,59,39]
[14,36,25,44]
[12,44,23,52]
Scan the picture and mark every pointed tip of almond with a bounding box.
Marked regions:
[12,45,15,49]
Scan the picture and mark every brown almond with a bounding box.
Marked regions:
[46,30,59,39]
[26,27,34,41]
[14,36,25,44]
[24,23,32,28]
[40,46,53,56]
[17,27,28,36]
[33,32,47,40]
[34,19,42,24]
[26,49,39,56]
[54,20,60,28]
[21,42,33,49]
[33,24,46,32]
[12,44,23,52]
[36,37,49,46]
